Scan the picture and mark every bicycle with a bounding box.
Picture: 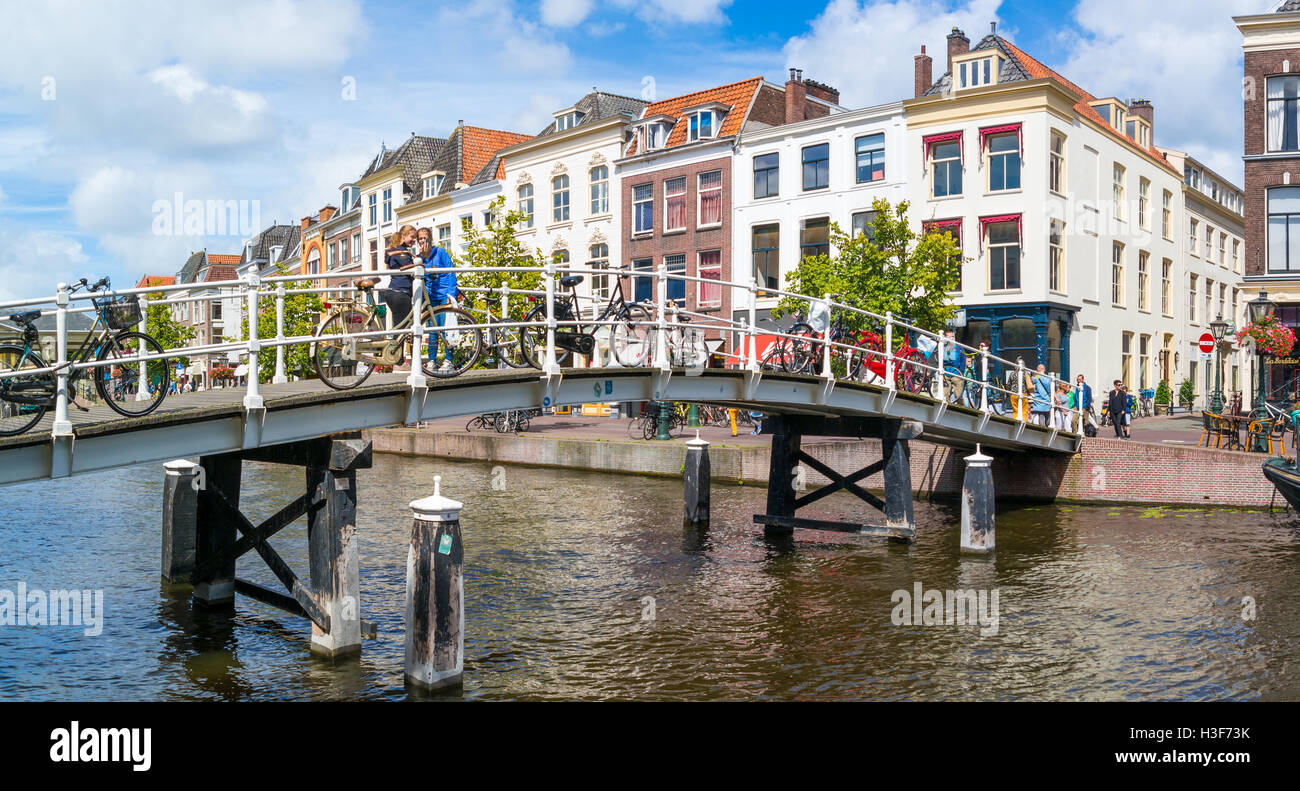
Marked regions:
[520,269,652,369]
[0,277,170,436]
[942,351,1009,415]
[1138,388,1155,418]
[312,277,483,390]
[627,401,683,440]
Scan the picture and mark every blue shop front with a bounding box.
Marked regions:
[955,302,1076,380]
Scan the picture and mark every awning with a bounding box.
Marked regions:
[979,122,1023,159]
[978,213,1022,252]
[922,131,963,166]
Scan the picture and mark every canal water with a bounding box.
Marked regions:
[2,452,1299,701]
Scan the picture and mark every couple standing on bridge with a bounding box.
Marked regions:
[380,225,461,372]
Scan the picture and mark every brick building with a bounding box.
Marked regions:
[1237,3,1300,408]
[616,73,842,359]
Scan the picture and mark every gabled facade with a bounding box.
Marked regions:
[356,135,447,271]
[617,71,843,358]
[166,250,241,381]
[906,28,1186,392]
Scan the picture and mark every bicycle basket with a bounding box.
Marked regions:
[93,294,143,330]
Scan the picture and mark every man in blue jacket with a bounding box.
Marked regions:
[1075,373,1094,433]
[417,228,459,371]
[1031,363,1052,426]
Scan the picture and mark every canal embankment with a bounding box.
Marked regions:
[365,414,1278,507]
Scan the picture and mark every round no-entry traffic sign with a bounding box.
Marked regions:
[1198,332,1215,354]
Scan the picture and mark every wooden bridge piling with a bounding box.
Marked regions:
[960,447,996,553]
[684,432,711,526]
[161,459,200,585]
[306,438,370,660]
[405,476,465,692]
[193,452,241,607]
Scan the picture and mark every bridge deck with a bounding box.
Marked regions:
[0,367,1079,486]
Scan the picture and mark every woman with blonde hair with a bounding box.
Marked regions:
[379,224,421,324]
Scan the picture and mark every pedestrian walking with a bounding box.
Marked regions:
[1075,374,1096,435]
[1031,363,1052,426]
[1106,380,1128,439]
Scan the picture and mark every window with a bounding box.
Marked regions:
[517,184,534,228]
[590,244,610,305]
[1189,274,1198,323]
[988,220,1020,291]
[1189,218,1199,256]
[698,170,722,227]
[800,217,829,260]
[327,242,336,270]
[555,111,584,131]
[665,254,686,306]
[924,219,963,291]
[633,184,653,234]
[1205,278,1213,325]
[552,175,570,223]
[1218,283,1226,319]
[1111,242,1125,306]
[554,248,570,266]
[368,193,377,227]
[1269,186,1300,272]
[1138,251,1149,311]
[437,224,450,247]
[369,239,378,269]
[1112,164,1125,221]
[855,133,885,183]
[590,166,608,215]
[460,215,472,232]
[688,111,715,141]
[1138,178,1150,230]
[1161,259,1172,317]
[852,210,878,242]
[1161,190,1172,240]
[640,122,668,152]
[212,301,222,320]
[1233,288,1239,324]
[422,174,443,199]
[482,209,496,227]
[1122,332,1133,390]
[698,250,722,308]
[632,258,653,303]
[1139,334,1150,390]
[350,232,360,263]
[987,132,1020,191]
[382,188,392,223]
[1204,225,1213,259]
[752,224,779,292]
[802,143,829,190]
[340,236,349,266]
[931,140,962,197]
[1268,75,1300,152]
[1049,132,1065,193]
[1219,232,1227,265]
[664,177,686,232]
[754,153,779,199]
[1233,238,1241,272]
[1049,220,1064,293]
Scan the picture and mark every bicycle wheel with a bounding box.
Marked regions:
[893,348,928,394]
[488,317,529,368]
[422,304,483,378]
[0,345,48,436]
[314,309,378,390]
[94,331,169,417]
[612,304,653,367]
[785,323,817,374]
[519,304,573,369]
[465,415,486,432]
[943,364,966,404]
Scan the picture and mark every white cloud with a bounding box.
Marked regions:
[783,0,1003,108]
[0,226,90,302]
[541,0,595,27]
[609,0,734,25]
[0,185,6,207]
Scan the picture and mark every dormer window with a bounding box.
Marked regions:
[1090,99,1126,132]
[955,54,1003,90]
[689,111,715,141]
[422,171,445,199]
[635,116,674,152]
[1125,118,1151,148]
[339,184,357,210]
[555,110,585,131]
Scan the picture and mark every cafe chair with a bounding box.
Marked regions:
[1198,411,1215,448]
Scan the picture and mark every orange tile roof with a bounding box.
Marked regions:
[203,265,238,283]
[461,126,533,184]
[628,76,764,155]
[207,254,241,267]
[135,275,175,288]
[998,39,1178,175]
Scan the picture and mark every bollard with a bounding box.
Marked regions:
[272,284,288,384]
[960,445,995,553]
[161,459,199,584]
[684,431,710,525]
[655,401,671,440]
[405,476,465,692]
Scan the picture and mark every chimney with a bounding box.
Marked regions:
[804,79,840,106]
[320,205,337,223]
[947,27,969,75]
[300,215,312,230]
[914,45,933,98]
[785,67,807,124]
[1129,99,1154,143]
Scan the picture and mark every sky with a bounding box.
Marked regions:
[0,0,1271,301]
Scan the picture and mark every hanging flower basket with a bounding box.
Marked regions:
[1237,314,1297,357]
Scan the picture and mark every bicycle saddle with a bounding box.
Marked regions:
[353,278,379,290]
[7,310,40,326]
[678,314,692,322]
[560,274,584,287]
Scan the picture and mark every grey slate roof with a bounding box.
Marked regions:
[359,135,448,201]
[533,90,648,138]
[241,224,299,267]
[920,35,1031,97]
[1280,1,1300,12]
[176,251,207,285]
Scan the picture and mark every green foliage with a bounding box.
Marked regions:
[773,197,963,335]
[1155,379,1171,405]
[145,292,195,369]
[452,195,544,324]
[238,268,323,383]
[1178,378,1196,406]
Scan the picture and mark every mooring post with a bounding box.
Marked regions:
[881,419,916,539]
[684,431,710,526]
[193,452,241,606]
[764,415,801,536]
[406,476,465,692]
[960,445,995,553]
[161,459,199,584]
[306,438,371,660]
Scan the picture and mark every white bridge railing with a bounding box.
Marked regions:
[0,262,1086,444]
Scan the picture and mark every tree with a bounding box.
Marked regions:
[238,267,323,382]
[452,194,545,324]
[773,197,963,335]
[145,292,195,370]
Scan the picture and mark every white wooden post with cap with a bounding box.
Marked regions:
[405,475,465,691]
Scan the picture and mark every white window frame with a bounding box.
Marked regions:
[589,166,608,215]
[697,170,722,228]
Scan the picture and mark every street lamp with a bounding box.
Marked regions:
[1247,290,1277,432]
[1209,314,1229,414]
